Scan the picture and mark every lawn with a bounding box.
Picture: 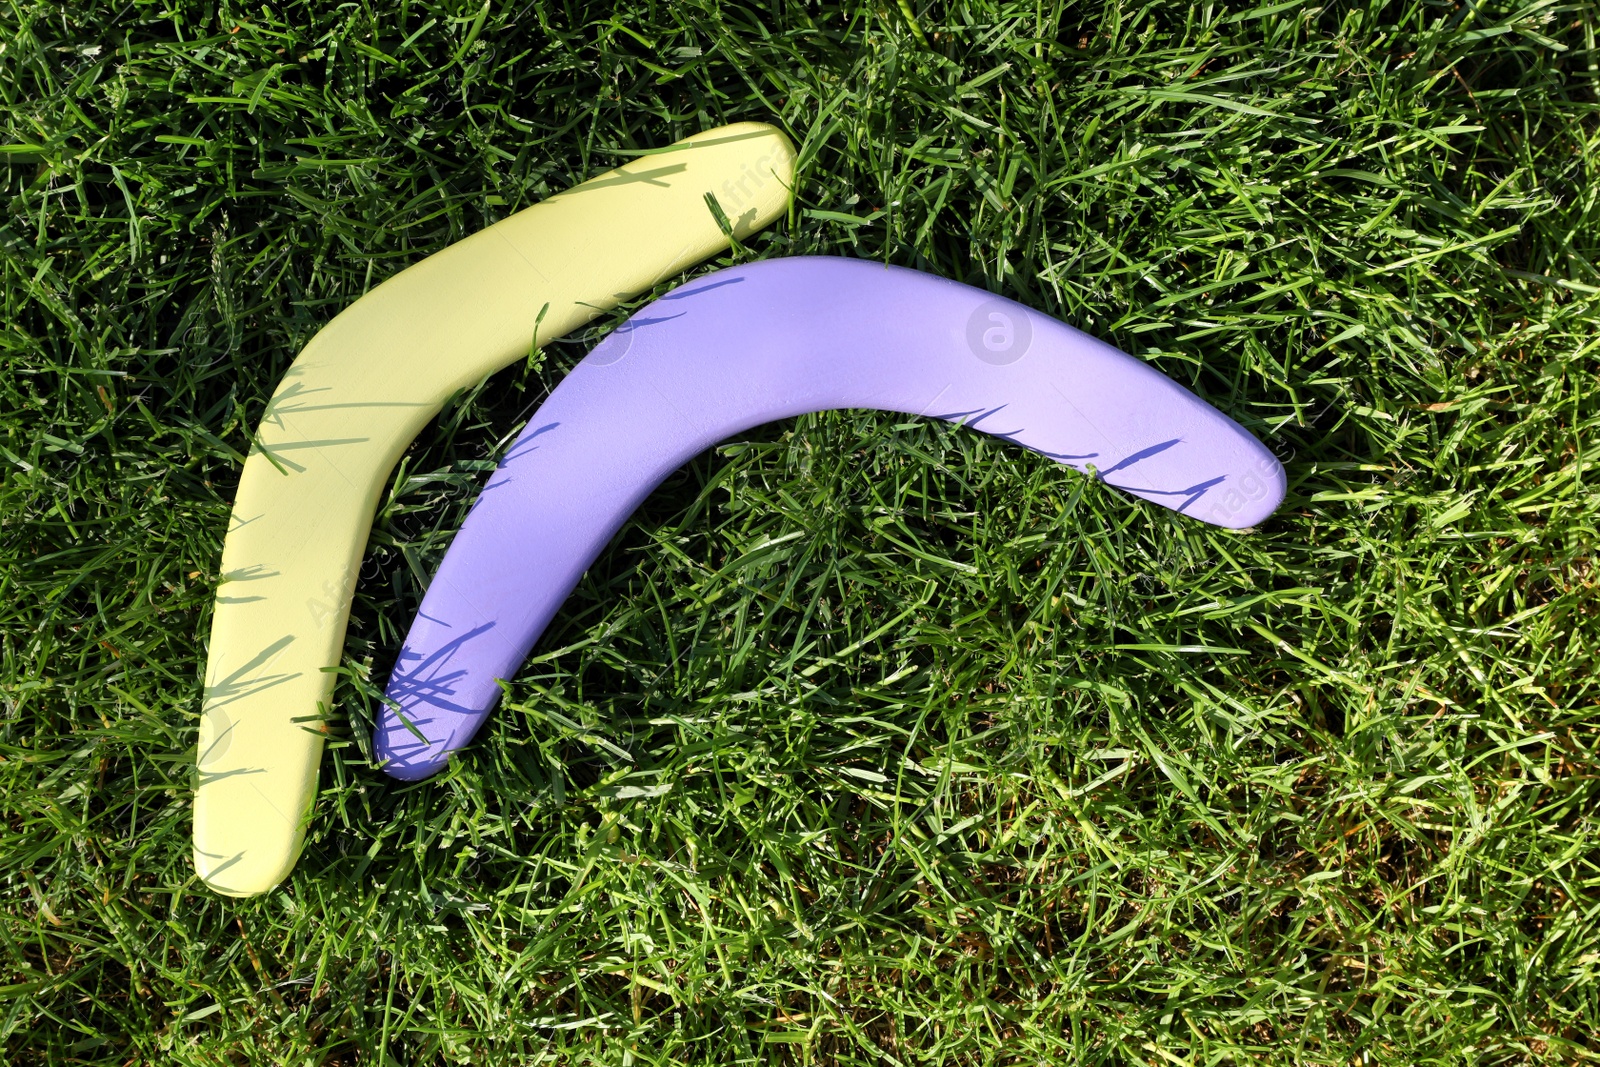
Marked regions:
[3,0,1599,1063]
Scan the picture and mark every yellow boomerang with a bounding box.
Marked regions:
[194,122,796,896]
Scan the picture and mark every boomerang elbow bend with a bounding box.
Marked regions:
[191,123,797,896]
[375,256,1286,780]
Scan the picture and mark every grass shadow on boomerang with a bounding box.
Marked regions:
[375,256,1287,781]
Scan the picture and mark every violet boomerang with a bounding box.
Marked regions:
[375,256,1286,779]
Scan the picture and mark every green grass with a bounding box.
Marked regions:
[3,0,1599,1062]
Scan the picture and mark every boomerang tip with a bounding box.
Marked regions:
[193,830,303,897]
[1180,443,1287,531]
[372,682,491,782]
[193,745,313,896]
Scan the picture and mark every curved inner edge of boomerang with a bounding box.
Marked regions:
[375,379,1222,775]
[377,428,1265,773]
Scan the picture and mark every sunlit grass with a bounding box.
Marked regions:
[2,0,1598,1062]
